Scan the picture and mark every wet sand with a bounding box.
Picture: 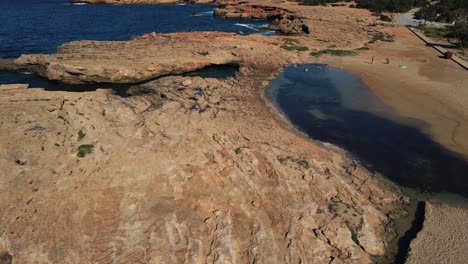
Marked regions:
[322,27,468,159]
[406,201,468,264]
[320,27,468,263]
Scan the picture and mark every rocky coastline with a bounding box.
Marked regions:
[69,0,214,4]
[214,1,310,35]
[1,0,467,263]
[0,35,408,261]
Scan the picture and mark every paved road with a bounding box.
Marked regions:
[395,11,452,28]
[395,11,422,27]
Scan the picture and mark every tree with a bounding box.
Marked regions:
[450,12,468,47]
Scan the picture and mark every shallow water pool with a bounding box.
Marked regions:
[268,64,468,198]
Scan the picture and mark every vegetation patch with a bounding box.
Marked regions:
[349,217,364,246]
[379,14,392,22]
[277,156,310,169]
[356,46,369,50]
[27,98,51,101]
[369,32,395,43]
[351,231,360,245]
[281,38,309,52]
[310,49,357,57]
[77,130,86,141]
[77,144,94,158]
[57,115,69,124]
[417,26,450,39]
[234,146,249,154]
[293,0,424,13]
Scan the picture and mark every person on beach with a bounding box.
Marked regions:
[371,56,374,64]
[386,58,390,64]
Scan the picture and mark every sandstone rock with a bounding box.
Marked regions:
[181,79,192,86]
[0,84,29,90]
[214,2,310,35]
[13,32,284,84]
[0,70,404,264]
[0,2,403,263]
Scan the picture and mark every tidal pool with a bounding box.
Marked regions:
[0,64,238,96]
[268,64,468,198]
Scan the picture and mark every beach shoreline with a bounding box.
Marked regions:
[0,1,467,263]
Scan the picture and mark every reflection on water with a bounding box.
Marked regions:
[183,64,238,79]
[268,64,468,198]
[0,71,132,96]
[0,64,238,96]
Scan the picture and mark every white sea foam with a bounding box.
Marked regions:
[194,11,214,16]
[234,23,258,31]
[259,30,275,36]
[234,23,269,31]
[71,2,88,5]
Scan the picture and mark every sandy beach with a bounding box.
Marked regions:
[321,27,468,159]
[406,201,468,264]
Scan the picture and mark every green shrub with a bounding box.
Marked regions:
[277,156,310,169]
[281,45,309,51]
[418,26,449,39]
[310,49,357,56]
[369,32,395,43]
[77,130,86,141]
[351,231,360,245]
[380,14,392,22]
[281,38,309,52]
[77,144,94,158]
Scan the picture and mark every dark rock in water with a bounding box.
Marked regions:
[214,2,309,35]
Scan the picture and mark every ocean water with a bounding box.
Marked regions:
[0,0,268,93]
[0,0,271,58]
[268,64,468,198]
[0,65,239,96]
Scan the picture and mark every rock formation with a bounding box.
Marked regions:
[69,0,214,4]
[215,1,310,35]
[14,32,257,84]
[0,64,406,263]
[0,1,414,263]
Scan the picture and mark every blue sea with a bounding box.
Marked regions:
[0,0,272,58]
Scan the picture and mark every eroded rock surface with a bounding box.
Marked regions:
[13,33,298,84]
[215,1,309,35]
[0,1,413,263]
[0,58,406,263]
